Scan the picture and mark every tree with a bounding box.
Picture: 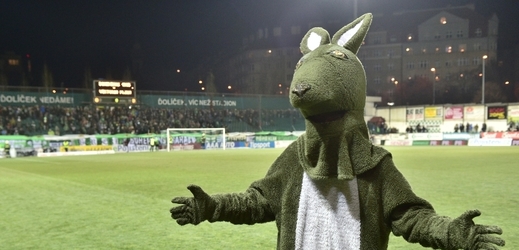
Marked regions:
[42,63,54,89]
[513,84,519,102]
[204,71,218,94]
[0,69,7,87]
[472,81,508,103]
[83,67,93,89]
[438,69,480,104]
[394,76,432,105]
[105,68,113,80]
[21,72,29,90]
[122,67,132,81]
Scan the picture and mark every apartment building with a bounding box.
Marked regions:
[361,4,498,99]
[225,4,498,101]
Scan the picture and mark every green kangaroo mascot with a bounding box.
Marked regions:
[171,13,505,250]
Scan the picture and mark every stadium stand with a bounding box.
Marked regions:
[0,104,305,136]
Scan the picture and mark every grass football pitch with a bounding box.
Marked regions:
[1,146,517,249]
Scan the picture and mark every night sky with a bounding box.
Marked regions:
[1,0,518,91]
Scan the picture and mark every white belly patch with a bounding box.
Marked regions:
[294,172,361,250]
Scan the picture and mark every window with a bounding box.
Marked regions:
[473,43,481,51]
[434,33,441,39]
[387,50,394,58]
[421,47,427,54]
[456,30,463,38]
[291,26,301,35]
[445,46,452,53]
[8,59,19,66]
[445,61,452,67]
[490,42,497,50]
[358,51,367,60]
[457,58,469,66]
[374,64,381,71]
[473,57,481,65]
[459,44,466,53]
[475,28,482,37]
[406,62,415,69]
[419,60,428,69]
[373,36,381,44]
[445,31,452,39]
[273,27,282,37]
[257,29,264,39]
[387,63,394,71]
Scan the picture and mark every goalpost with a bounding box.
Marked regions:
[166,128,226,152]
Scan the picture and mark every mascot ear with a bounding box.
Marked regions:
[299,27,330,55]
[331,13,373,55]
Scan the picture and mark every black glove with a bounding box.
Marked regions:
[448,210,505,250]
[170,185,216,225]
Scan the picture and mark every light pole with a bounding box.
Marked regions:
[430,68,436,105]
[482,55,488,104]
[387,102,394,133]
[391,77,398,104]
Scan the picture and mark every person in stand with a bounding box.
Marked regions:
[454,123,459,133]
[508,121,515,132]
[154,138,160,151]
[124,137,130,153]
[4,141,11,158]
[201,133,206,150]
[150,137,156,152]
[63,140,69,152]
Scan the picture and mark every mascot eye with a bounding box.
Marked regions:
[330,50,347,59]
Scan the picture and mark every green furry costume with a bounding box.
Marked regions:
[171,13,505,250]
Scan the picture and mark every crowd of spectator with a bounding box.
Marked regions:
[0,105,305,136]
[508,121,519,132]
[453,122,485,133]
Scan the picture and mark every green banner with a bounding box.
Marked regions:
[411,140,431,146]
[0,91,89,106]
[0,91,295,111]
[139,94,292,109]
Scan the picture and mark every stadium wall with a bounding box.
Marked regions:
[371,132,519,147]
[3,131,519,159]
[375,103,519,133]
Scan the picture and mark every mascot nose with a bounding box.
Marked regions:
[292,83,311,97]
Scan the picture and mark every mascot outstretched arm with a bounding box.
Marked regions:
[170,13,505,250]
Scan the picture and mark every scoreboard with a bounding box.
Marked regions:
[93,80,136,104]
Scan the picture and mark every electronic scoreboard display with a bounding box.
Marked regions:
[93,80,136,104]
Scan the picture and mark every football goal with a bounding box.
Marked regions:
[166,128,226,151]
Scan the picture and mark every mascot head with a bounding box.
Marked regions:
[290,13,372,132]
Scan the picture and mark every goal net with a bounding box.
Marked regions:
[166,128,226,152]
